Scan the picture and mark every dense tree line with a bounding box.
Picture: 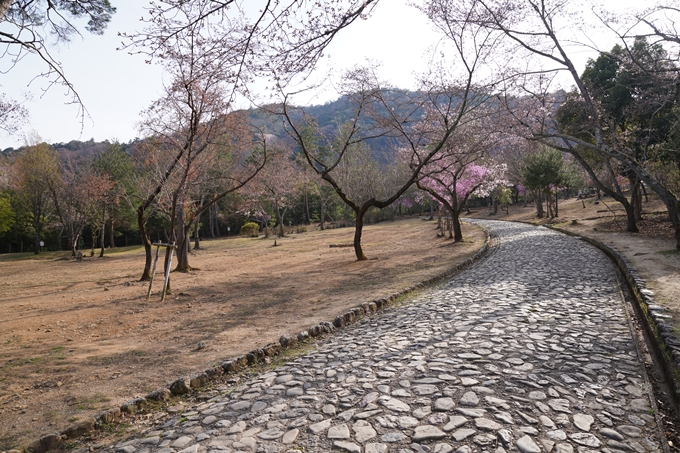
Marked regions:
[3,0,680,272]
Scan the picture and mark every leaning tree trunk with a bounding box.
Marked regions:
[69,233,80,257]
[353,207,369,261]
[138,206,153,281]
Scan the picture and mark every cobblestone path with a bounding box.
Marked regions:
[111,221,663,453]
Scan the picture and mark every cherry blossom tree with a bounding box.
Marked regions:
[443,0,680,248]
[281,2,503,260]
[420,163,507,240]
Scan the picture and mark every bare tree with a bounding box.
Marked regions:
[135,7,268,277]
[49,156,88,256]
[450,0,680,248]
[1,0,116,121]
[282,61,497,260]
[0,93,27,134]
[123,0,379,89]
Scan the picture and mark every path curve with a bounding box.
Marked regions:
[107,220,663,453]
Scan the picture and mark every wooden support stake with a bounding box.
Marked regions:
[146,244,161,300]
[160,242,175,302]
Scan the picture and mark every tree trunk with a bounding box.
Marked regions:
[446,211,453,239]
[353,208,368,261]
[214,205,221,237]
[452,209,462,242]
[534,189,544,218]
[34,230,41,254]
[99,220,105,257]
[569,151,638,231]
[320,202,325,230]
[174,205,192,272]
[175,228,191,272]
[304,186,310,224]
[69,233,80,257]
[277,207,285,237]
[138,207,153,281]
[109,218,116,248]
[193,217,200,250]
[631,178,642,222]
[209,205,215,238]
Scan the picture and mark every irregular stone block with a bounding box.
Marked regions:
[280,334,297,348]
[146,387,171,401]
[206,366,223,378]
[170,376,191,395]
[121,397,147,414]
[30,432,62,453]
[262,342,281,356]
[62,418,96,439]
[189,372,209,389]
[97,408,121,424]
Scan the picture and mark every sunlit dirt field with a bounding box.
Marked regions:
[0,217,484,449]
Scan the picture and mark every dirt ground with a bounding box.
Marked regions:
[0,217,484,450]
[465,193,680,347]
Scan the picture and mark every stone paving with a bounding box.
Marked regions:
[108,220,663,453]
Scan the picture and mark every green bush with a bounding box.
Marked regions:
[240,222,260,237]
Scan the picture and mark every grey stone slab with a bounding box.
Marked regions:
[413,425,446,442]
[516,435,541,453]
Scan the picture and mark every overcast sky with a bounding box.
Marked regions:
[1,0,645,149]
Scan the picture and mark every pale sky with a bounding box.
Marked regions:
[0,0,647,149]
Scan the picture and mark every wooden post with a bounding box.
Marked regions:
[160,242,176,302]
[146,243,161,300]
[145,242,176,301]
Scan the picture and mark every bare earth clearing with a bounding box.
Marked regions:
[0,217,484,449]
[466,193,680,343]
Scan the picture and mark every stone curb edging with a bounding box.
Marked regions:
[550,225,680,410]
[24,223,491,453]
